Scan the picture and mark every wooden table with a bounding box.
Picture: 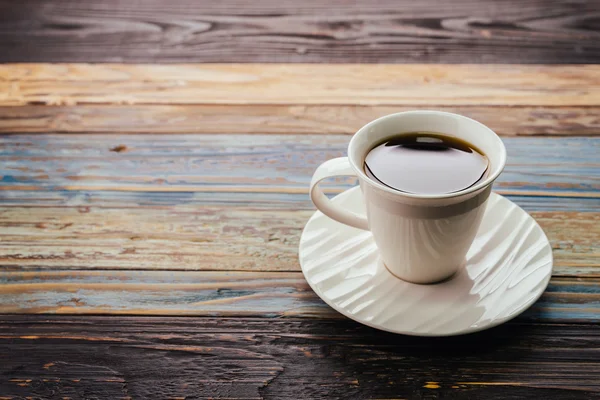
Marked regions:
[1,1,599,399]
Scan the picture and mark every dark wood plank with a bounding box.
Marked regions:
[0,0,599,63]
[1,105,599,136]
[1,64,599,106]
[1,316,599,399]
[0,272,599,322]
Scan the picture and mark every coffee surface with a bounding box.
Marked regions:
[364,132,489,195]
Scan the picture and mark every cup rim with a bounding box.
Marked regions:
[348,110,507,200]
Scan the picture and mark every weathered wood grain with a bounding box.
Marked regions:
[1,64,599,106]
[0,135,598,196]
[0,271,598,322]
[2,189,600,213]
[1,105,599,136]
[0,0,598,63]
[0,8,596,397]
[0,271,321,317]
[0,202,593,274]
[0,134,597,272]
[0,205,308,272]
[0,205,597,273]
[1,316,600,399]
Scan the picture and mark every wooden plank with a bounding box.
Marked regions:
[0,0,599,63]
[1,316,599,399]
[1,190,598,218]
[0,271,598,321]
[1,105,599,136]
[0,134,597,272]
[0,135,598,196]
[0,271,322,317]
[1,189,600,212]
[0,205,597,273]
[1,64,599,106]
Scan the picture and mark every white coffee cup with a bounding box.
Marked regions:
[310,111,506,284]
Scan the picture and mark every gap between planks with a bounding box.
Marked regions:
[1,185,598,199]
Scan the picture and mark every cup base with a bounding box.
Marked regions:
[381,259,461,285]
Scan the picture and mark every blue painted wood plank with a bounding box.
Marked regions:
[0,135,597,196]
[0,271,597,323]
[0,189,599,212]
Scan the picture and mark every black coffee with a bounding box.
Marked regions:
[364,132,489,195]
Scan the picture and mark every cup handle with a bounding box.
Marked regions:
[309,157,369,231]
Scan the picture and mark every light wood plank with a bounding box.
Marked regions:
[1,105,599,136]
[1,64,599,106]
[0,206,597,273]
[0,271,598,322]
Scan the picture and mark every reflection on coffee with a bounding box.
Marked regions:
[364,132,489,195]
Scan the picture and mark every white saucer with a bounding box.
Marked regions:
[299,187,553,336]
